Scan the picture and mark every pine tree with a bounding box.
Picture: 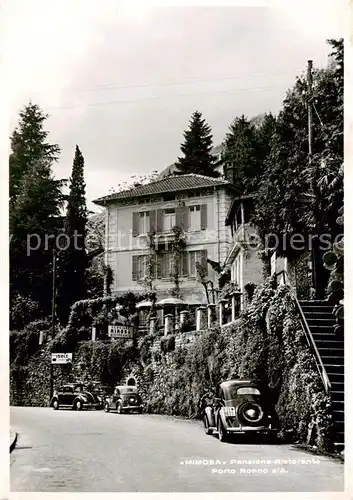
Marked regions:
[174,111,218,177]
[10,101,60,203]
[57,146,88,325]
[10,159,65,325]
[9,103,64,328]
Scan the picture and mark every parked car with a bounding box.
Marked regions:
[104,385,143,414]
[50,383,103,411]
[203,379,278,442]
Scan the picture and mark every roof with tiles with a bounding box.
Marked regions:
[93,174,232,205]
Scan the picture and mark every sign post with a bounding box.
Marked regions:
[51,353,73,364]
[49,353,73,403]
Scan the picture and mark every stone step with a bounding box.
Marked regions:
[312,332,337,341]
[321,358,344,368]
[330,385,344,400]
[299,300,330,306]
[332,400,344,411]
[314,344,344,356]
[323,364,344,374]
[327,372,344,383]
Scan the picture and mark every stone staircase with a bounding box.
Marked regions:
[299,300,344,451]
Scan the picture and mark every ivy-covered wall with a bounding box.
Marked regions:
[10,278,333,452]
[138,278,334,452]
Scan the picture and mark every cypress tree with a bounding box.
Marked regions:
[57,145,88,325]
[175,111,219,177]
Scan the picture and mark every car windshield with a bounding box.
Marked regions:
[223,386,261,399]
[119,387,137,395]
[74,385,88,393]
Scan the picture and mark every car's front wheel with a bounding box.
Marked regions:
[218,418,228,442]
[53,399,59,410]
[203,415,213,435]
[75,400,83,411]
[104,402,110,413]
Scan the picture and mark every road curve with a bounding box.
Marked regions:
[10,406,343,492]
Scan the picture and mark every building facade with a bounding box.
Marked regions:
[94,174,236,305]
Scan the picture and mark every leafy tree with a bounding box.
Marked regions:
[253,39,343,248]
[10,102,60,203]
[175,111,219,177]
[57,146,88,325]
[221,115,264,192]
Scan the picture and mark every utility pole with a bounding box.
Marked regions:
[307,60,313,165]
[307,59,319,298]
[49,249,57,401]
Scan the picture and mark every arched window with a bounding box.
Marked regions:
[127,377,137,386]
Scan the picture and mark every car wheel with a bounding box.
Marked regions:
[218,418,228,442]
[104,402,110,413]
[75,400,83,411]
[203,415,213,435]
[116,402,123,414]
[53,400,59,410]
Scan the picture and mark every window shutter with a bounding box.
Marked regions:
[200,249,208,275]
[132,212,139,237]
[156,209,164,233]
[200,204,208,230]
[175,206,182,228]
[132,255,138,281]
[149,210,157,233]
[182,251,189,277]
[176,206,189,230]
[156,254,162,279]
[149,254,156,279]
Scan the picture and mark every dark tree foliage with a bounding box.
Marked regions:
[57,146,88,325]
[10,102,60,203]
[9,105,65,328]
[175,111,219,177]
[222,115,264,192]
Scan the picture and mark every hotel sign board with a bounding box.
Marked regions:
[108,325,133,339]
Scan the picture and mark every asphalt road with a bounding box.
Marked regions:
[10,406,344,492]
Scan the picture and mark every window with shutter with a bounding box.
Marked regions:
[139,211,150,234]
[189,205,201,231]
[162,208,175,231]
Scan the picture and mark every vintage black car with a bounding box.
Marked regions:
[203,379,278,442]
[50,383,103,411]
[104,385,143,414]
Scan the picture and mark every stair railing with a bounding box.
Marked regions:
[276,270,332,395]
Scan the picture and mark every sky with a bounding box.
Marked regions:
[5,0,345,212]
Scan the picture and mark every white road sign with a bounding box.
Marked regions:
[51,353,73,364]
